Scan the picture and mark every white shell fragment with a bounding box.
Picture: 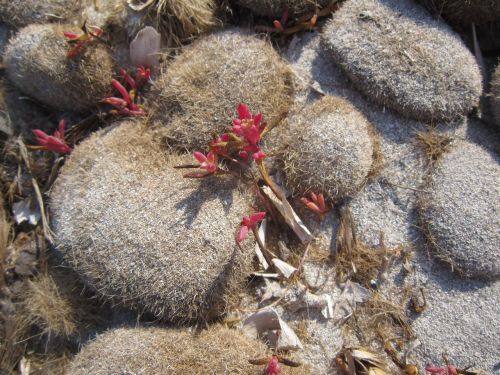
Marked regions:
[129,26,160,69]
[243,308,303,350]
[272,258,297,279]
[285,284,334,319]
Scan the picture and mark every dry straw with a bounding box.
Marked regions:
[322,0,483,122]
[0,0,81,28]
[419,140,500,279]
[68,325,308,374]
[417,0,500,25]
[4,24,114,112]
[282,96,379,201]
[148,28,294,151]
[50,121,254,322]
[235,0,332,17]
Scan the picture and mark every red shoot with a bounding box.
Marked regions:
[136,66,151,87]
[301,192,329,219]
[252,151,267,161]
[33,119,72,155]
[425,366,458,375]
[194,151,217,174]
[183,151,219,178]
[64,25,104,59]
[231,103,266,161]
[100,75,146,117]
[237,212,266,243]
[265,356,282,375]
[119,68,137,90]
[210,134,230,157]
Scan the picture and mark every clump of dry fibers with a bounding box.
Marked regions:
[50,121,254,322]
[4,24,114,112]
[282,96,377,200]
[148,28,294,151]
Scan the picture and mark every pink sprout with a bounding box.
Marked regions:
[33,119,72,155]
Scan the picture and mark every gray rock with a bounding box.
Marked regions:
[321,0,483,122]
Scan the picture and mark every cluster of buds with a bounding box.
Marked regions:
[32,119,72,155]
[301,192,329,220]
[100,67,150,116]
[237,212,266,243]
[64,24,104,59]
[183,103,267,179]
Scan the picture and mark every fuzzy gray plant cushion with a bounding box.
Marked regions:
[50,121,255,322]
[147,28,294,151]
[322,0,482,123]
[0,0,81,28]
[235,0,331,17]
[282,96,378,200]
[491,63,500,129]
[68,326,308,375]
[417,0,500,25]
[4,24,114,112]
[420,140,500,279]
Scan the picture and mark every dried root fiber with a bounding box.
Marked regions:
[50,121,254,322]
[148,28,294,151]
[68,325,308,375]
[4,24,114,112]
[282,96,378,200]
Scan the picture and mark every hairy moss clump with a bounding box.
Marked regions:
[491,63,500,129]
[282,96,378,200]
[68,326,308,374]
[417,0,500,25]
[148,28,294,151]
[419,140,500,279]
[235,0,332,17]
[50,121,254,322]
[4,24,114,112]
[0,0,81,28]
[322,0,483,122]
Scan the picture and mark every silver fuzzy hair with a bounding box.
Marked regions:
[0,0,81,28]
[147,28,294,152]
[321,0,483,122]
[491,63,500,129]
[419,139,500,279]
[282,96,378,201]
[4,24,114,112]
[50,121,255,322]
[235,0,332,17]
